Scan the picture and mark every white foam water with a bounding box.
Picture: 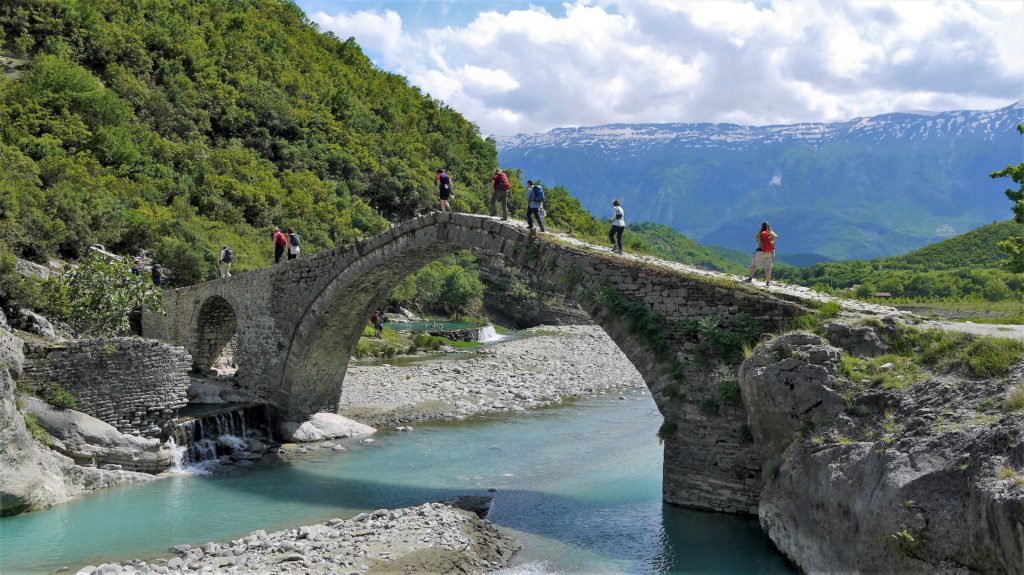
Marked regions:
[478,325,504,342]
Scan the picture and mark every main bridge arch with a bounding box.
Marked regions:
[145,213,811,514]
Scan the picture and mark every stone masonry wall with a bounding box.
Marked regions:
[21,338,191,437]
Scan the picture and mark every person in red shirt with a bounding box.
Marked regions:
[489,169,511,220]
[272,227,288,263]
[746,221,778,286]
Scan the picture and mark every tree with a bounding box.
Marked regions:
[59,253,164,336]
[990,124,1024,272]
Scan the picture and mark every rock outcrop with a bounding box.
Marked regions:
[0,328,154,516]
[22,397,171,472]
[740,327,1024,573]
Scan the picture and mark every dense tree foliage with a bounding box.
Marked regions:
[389,252,484,317]
[989,124,1024,272]
[0,0,497,284]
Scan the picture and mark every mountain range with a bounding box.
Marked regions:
[496,102,1024,261]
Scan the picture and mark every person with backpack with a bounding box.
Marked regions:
[436,168,453,213]
[746,221,779,286]
[219,245,233,278]
[272,227,287,263]
[608,199,626,254]
[286,228,301,260]
[151,262,163,287]
[525,180,546,232]
[490,169,511,220]
[370,310,382,338]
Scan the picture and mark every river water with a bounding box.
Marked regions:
[0,390,793,574]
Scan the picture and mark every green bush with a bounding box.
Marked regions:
[656,421,678,443]
[46,384,76,410]
[718,380,741,405]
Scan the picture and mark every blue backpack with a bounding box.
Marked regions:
[531,185,545,203]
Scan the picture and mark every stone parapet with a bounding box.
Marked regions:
[21,338,191,437]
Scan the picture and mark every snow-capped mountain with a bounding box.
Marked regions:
[496,102,1023,260]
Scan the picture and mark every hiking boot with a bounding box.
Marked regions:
[743,277,753,283]
[765,281,771,287]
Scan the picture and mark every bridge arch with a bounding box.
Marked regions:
[194,295,237,373]
[148,213,813,514]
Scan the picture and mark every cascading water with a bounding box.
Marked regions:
[477,325,504,342]
[165,405,273,472]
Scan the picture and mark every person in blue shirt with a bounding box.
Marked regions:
[525,180,545,232]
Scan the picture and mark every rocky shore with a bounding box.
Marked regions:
[73,502,520,575]
[338,325,647,427]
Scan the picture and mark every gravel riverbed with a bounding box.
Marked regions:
[338,324,648,427]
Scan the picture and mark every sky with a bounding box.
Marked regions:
[297,0,1024,136]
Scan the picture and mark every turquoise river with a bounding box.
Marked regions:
[0,389,794,574]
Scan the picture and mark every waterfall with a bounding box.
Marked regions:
[167,405,273,473]
[478,325,504,342]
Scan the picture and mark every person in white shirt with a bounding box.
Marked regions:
[608,200,625,253]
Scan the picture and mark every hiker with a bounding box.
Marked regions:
[608,199,625,254]
[375,309,386,336]
[436,168,453,213]
[219,245,233,278]
[370,311,382,338]
[490,169,511,220]
[272,227,287,263]
[525,180,546,232]
[151,262,163,287]
[130,260,141,276]
[286,228,301,260]
[746,221,778,286]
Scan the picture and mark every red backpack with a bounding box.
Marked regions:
[496,172,510,190]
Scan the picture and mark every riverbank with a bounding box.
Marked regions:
[338,325,647,428]
[71,502,519,575]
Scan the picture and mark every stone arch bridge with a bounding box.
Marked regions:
[142,213,818,514]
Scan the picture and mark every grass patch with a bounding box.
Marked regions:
[23,413,52,447]
[878,324,1024,379]
[965,338,1024,378]
[839,353,926,391]
[818,301,841,319]
[717,379,741,405]
[995,465,1020,481]
[1005,387,1024,413]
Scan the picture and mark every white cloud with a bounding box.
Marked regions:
[311,0,1024,135]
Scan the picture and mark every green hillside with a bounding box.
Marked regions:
[628,222,745,274]
[0,0,497,285]
[776,220,1024,302]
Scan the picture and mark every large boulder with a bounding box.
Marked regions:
[826,321,890,358]
[741,332,1024,573]
[13,308,56,339]
[738,332,845,463]
[14,257,51,280]
[280,413,377,442]
[22,397,170,472]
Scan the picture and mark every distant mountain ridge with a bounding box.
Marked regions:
[496,102,1023,261]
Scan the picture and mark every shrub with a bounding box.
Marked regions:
[718,379,741,405]
[965,338,1024,378]
[46,384,77,410]
[698,397,719,416]
[657,421,678,443]
[818,301,842,319]
[59,253,164,336]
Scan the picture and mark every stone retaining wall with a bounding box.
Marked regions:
[21,338,191,437]
[427,329,480,342]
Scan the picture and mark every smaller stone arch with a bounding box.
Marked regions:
[194,296,238,373]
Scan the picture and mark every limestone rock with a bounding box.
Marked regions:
[187,377,260,405]
[826,321,890,358]
[738,332,845,463]
[14,308,56,339]
[14,257,51,280]
[0,307,8,330]
[744,331,1024,573]
[22,396,169,472]
[0,368,71,515]
[0,327,24,377]
[279,413,376,442]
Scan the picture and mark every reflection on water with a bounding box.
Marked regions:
[0,392,793,575]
